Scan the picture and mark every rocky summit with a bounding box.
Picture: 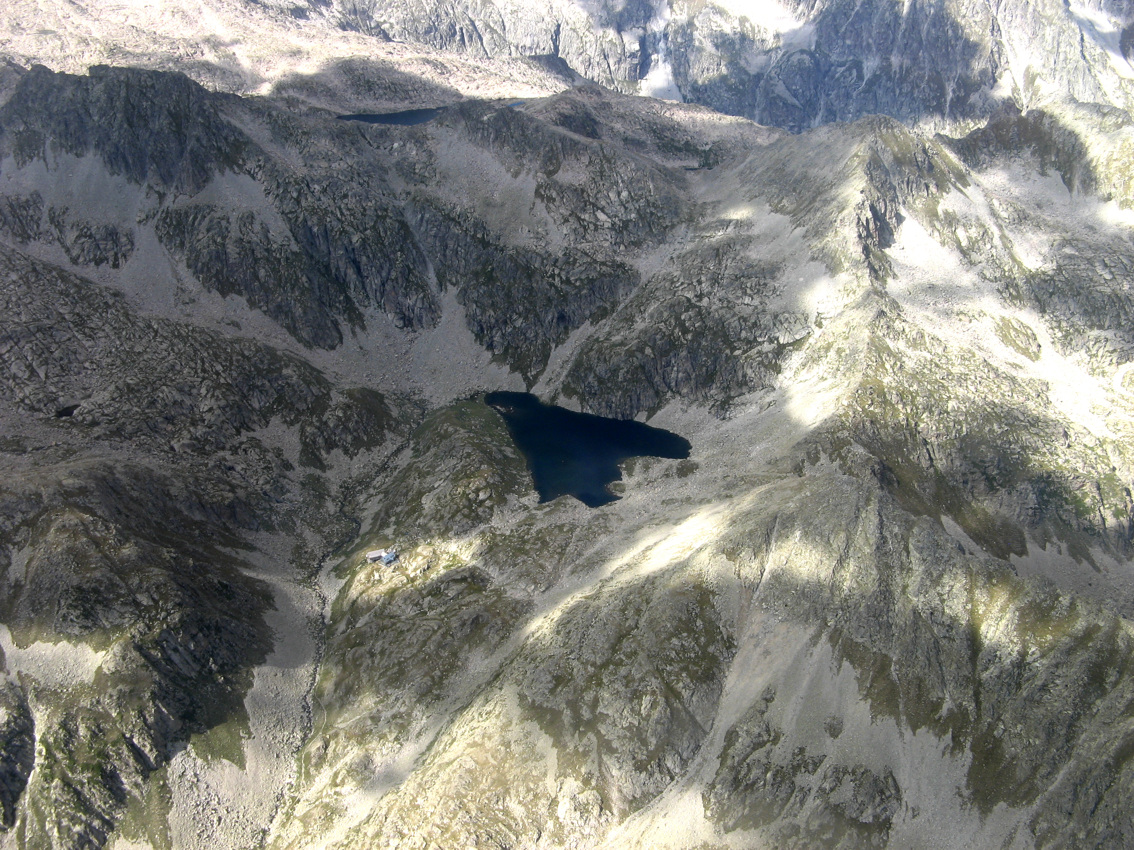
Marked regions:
[1,1,1134,848]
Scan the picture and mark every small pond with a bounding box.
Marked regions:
[338,107,445,126]
[338,101,524,126]
[485,391,691,508]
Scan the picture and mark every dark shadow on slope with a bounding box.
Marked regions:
[629,0,1002,132]
[523,83,767,167]
[0,64,247,195]
[0,237,422,845]
[749,111,1134,565]
[0,60,28,106]
[946,101,1100,196]
[1124,21,1134,62]
[0,63,446,349]
[292,0,1117,143]
[268,56,464,113]
[0,455,274,848]
[842,318,1133,565]
[670,0,1122,138]
[524,54,587,86]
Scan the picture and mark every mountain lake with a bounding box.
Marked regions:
[485,391,691,507]
[338,107,445,125]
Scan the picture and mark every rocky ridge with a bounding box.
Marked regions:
[11,0,1134,136]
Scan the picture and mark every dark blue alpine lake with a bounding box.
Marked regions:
[338,101,524,126]
[485,392,691,508]
[337,107,445,126]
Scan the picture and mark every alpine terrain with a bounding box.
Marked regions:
[1,1,1134,848]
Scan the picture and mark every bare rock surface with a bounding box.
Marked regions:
[0,9,1133,849]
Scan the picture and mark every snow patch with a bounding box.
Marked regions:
[1069,1,1134,81]
[639,46,683,102]
[710,0,807,34]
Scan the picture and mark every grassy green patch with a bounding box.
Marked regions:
[188,706,251,769]
[116,765,174,850]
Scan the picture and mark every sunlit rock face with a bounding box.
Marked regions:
[1,2,1134,849]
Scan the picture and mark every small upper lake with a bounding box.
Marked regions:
[485,392,691,508]
[338,107,445,126]
[338,101,524,126]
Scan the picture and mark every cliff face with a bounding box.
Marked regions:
[0,23,1133,850]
